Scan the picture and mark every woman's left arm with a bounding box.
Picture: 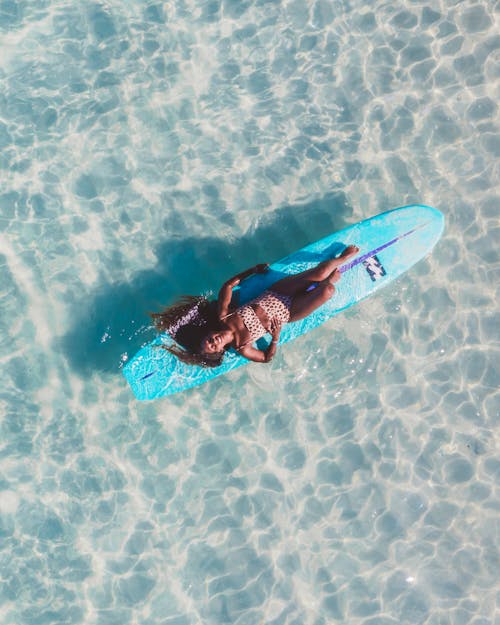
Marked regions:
[217,263,269,319]
[238,321,281,363]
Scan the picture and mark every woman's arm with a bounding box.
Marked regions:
[237,321,281,363]
[238,342,278,363]
[217,263,269,319]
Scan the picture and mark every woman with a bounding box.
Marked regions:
[151,245,359,367]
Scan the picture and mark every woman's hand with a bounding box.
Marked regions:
[270,319,282,341]
[255,263,270,273]
[238,318,281,363]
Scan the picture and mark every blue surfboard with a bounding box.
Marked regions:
[123,204,444,400]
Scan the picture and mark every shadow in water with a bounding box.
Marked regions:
[59,191,353,377]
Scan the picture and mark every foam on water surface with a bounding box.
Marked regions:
[0,1,498,624]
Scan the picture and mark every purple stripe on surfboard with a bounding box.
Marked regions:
[137,222,430,382]
[339,222,428,273]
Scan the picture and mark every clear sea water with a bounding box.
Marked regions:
[0,1,499,624]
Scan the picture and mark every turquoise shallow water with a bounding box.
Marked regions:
[0,1,499,624]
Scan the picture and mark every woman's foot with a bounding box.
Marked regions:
[324,247,359,285]
[339,245,360,261]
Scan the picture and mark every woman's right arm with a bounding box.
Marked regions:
[217,263,269,319]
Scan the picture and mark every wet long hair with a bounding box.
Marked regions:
[150,296,227,368]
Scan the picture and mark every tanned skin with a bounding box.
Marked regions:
[200,245,359,363]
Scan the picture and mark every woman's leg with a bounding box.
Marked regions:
[270,245,359,297]
[287,279,337,323]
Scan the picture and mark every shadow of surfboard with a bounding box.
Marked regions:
[58,191,353,377]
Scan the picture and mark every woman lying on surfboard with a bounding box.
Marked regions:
[151,245,359,367]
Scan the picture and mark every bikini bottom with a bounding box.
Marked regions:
[254,290,292,325]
